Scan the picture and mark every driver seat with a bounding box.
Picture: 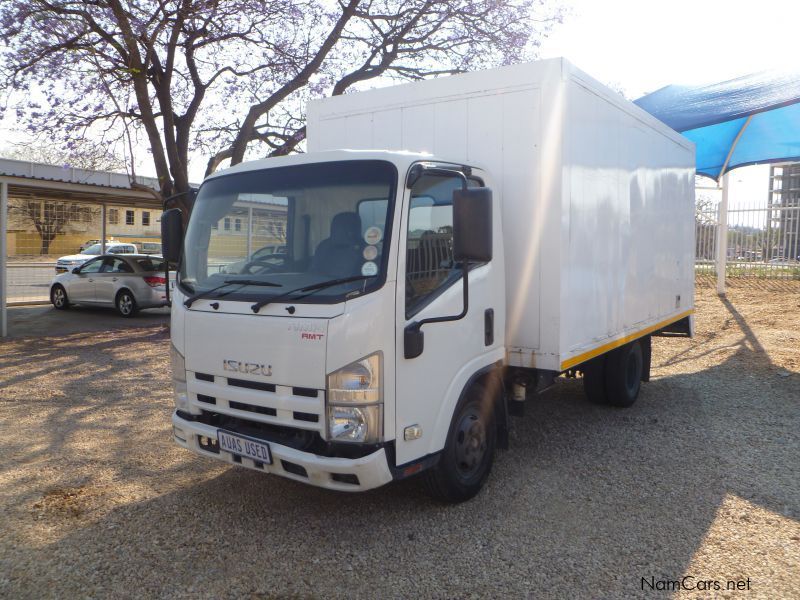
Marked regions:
[311,212,363,278]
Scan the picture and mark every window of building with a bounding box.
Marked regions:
[125,210,135,225]
[234,218,242,232]
[142,211,150,226]
[224,217,231,231]
[108,208,119,225]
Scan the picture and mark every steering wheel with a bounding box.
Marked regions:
[241,259,282,275]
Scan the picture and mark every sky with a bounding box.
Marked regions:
[536,0,799,208]
[1,0,797,200]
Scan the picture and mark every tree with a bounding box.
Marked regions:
[0,0,563,212]
[9,200,99,255]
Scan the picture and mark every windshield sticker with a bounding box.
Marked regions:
[364,226,382,245]
[361,261,379,276]
[363,245,378,261]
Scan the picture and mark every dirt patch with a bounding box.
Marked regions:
[0,287,798,599]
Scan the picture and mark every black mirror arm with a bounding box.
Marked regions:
[404,263,470,359]
[414,262,469,329]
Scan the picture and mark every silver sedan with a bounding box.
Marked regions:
[50,254,173,317]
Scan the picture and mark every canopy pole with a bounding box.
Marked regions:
[1,180,8,337]
[716,172,730,295]
[713,115,752,296]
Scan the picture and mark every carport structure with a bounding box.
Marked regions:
[0,158,164,337]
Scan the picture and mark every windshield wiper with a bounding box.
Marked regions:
[184,279,280,308]
[250,275,376,313]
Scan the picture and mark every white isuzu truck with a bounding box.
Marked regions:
[163,58,695,502]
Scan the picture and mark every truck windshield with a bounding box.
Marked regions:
[179,160,397,304]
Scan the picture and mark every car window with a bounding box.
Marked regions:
[79,258,104,274]
[103,258,133,273]
[135,258,165,272]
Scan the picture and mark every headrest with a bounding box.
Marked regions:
[330,212,361,245]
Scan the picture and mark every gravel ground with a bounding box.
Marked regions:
[0,285,798,599]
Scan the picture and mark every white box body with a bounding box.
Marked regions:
[308,57,695,372]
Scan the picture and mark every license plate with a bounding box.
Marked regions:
[217,429,272,464]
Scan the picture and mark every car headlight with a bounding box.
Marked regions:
[326,352,383,443]
[170,343,188,410]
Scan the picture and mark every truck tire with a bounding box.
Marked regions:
[582,355,608,405]
[424,383,496,503]
[604,340,643,407]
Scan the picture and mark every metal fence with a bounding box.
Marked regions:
[4,197,165,305]
[696,165,800,284]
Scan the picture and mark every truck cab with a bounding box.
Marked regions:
[168,150,506,501]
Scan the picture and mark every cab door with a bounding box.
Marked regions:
[69,257,104,302]
[394,169,501,466]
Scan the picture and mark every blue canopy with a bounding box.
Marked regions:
[635,69,800,180]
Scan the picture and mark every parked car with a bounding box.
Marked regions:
[221,244,286,274]
[768,258,796,266]
[55,242,138,273]
[50,254,173,316]
[79,239,114,252]
[139,241,163,255]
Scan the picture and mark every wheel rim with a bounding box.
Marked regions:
[119,294,133,314]
[454,410,487,479]
[53,288,64,306]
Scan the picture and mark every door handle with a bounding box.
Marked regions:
[112,277,118,282]
[88,278,94,282]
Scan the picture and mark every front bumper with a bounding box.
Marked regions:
[172,411,394,492]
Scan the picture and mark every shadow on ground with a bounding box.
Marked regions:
[6,304,170,339]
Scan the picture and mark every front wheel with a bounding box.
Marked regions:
[424,383,497,503]
[115,290,138,318]
[51,284,69,310]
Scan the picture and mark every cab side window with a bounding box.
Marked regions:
[103,258,133,273]
[79,258,104,274]
[405,174,479,318]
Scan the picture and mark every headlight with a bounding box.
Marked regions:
[170,343,188,410]
[326,352,383,443]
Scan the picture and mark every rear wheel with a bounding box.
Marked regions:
[424,383,497,503]
[604,341,643,407]
[115,290,138,318]
[51,285,69,310]
[582,355,608,405]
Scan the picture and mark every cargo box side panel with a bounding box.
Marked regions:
[559,78,695,369]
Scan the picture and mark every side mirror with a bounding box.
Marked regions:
[161,208,184,263]
[72,268,81,274]
[453,187,493,263]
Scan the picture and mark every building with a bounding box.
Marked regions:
[768,162,800,260]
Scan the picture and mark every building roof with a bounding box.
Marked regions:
[0,157,164,207]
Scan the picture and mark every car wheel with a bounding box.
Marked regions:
[424,383,497,503]
[604,341,643,407]
[115,290,138,317]
[51,285,69,310]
